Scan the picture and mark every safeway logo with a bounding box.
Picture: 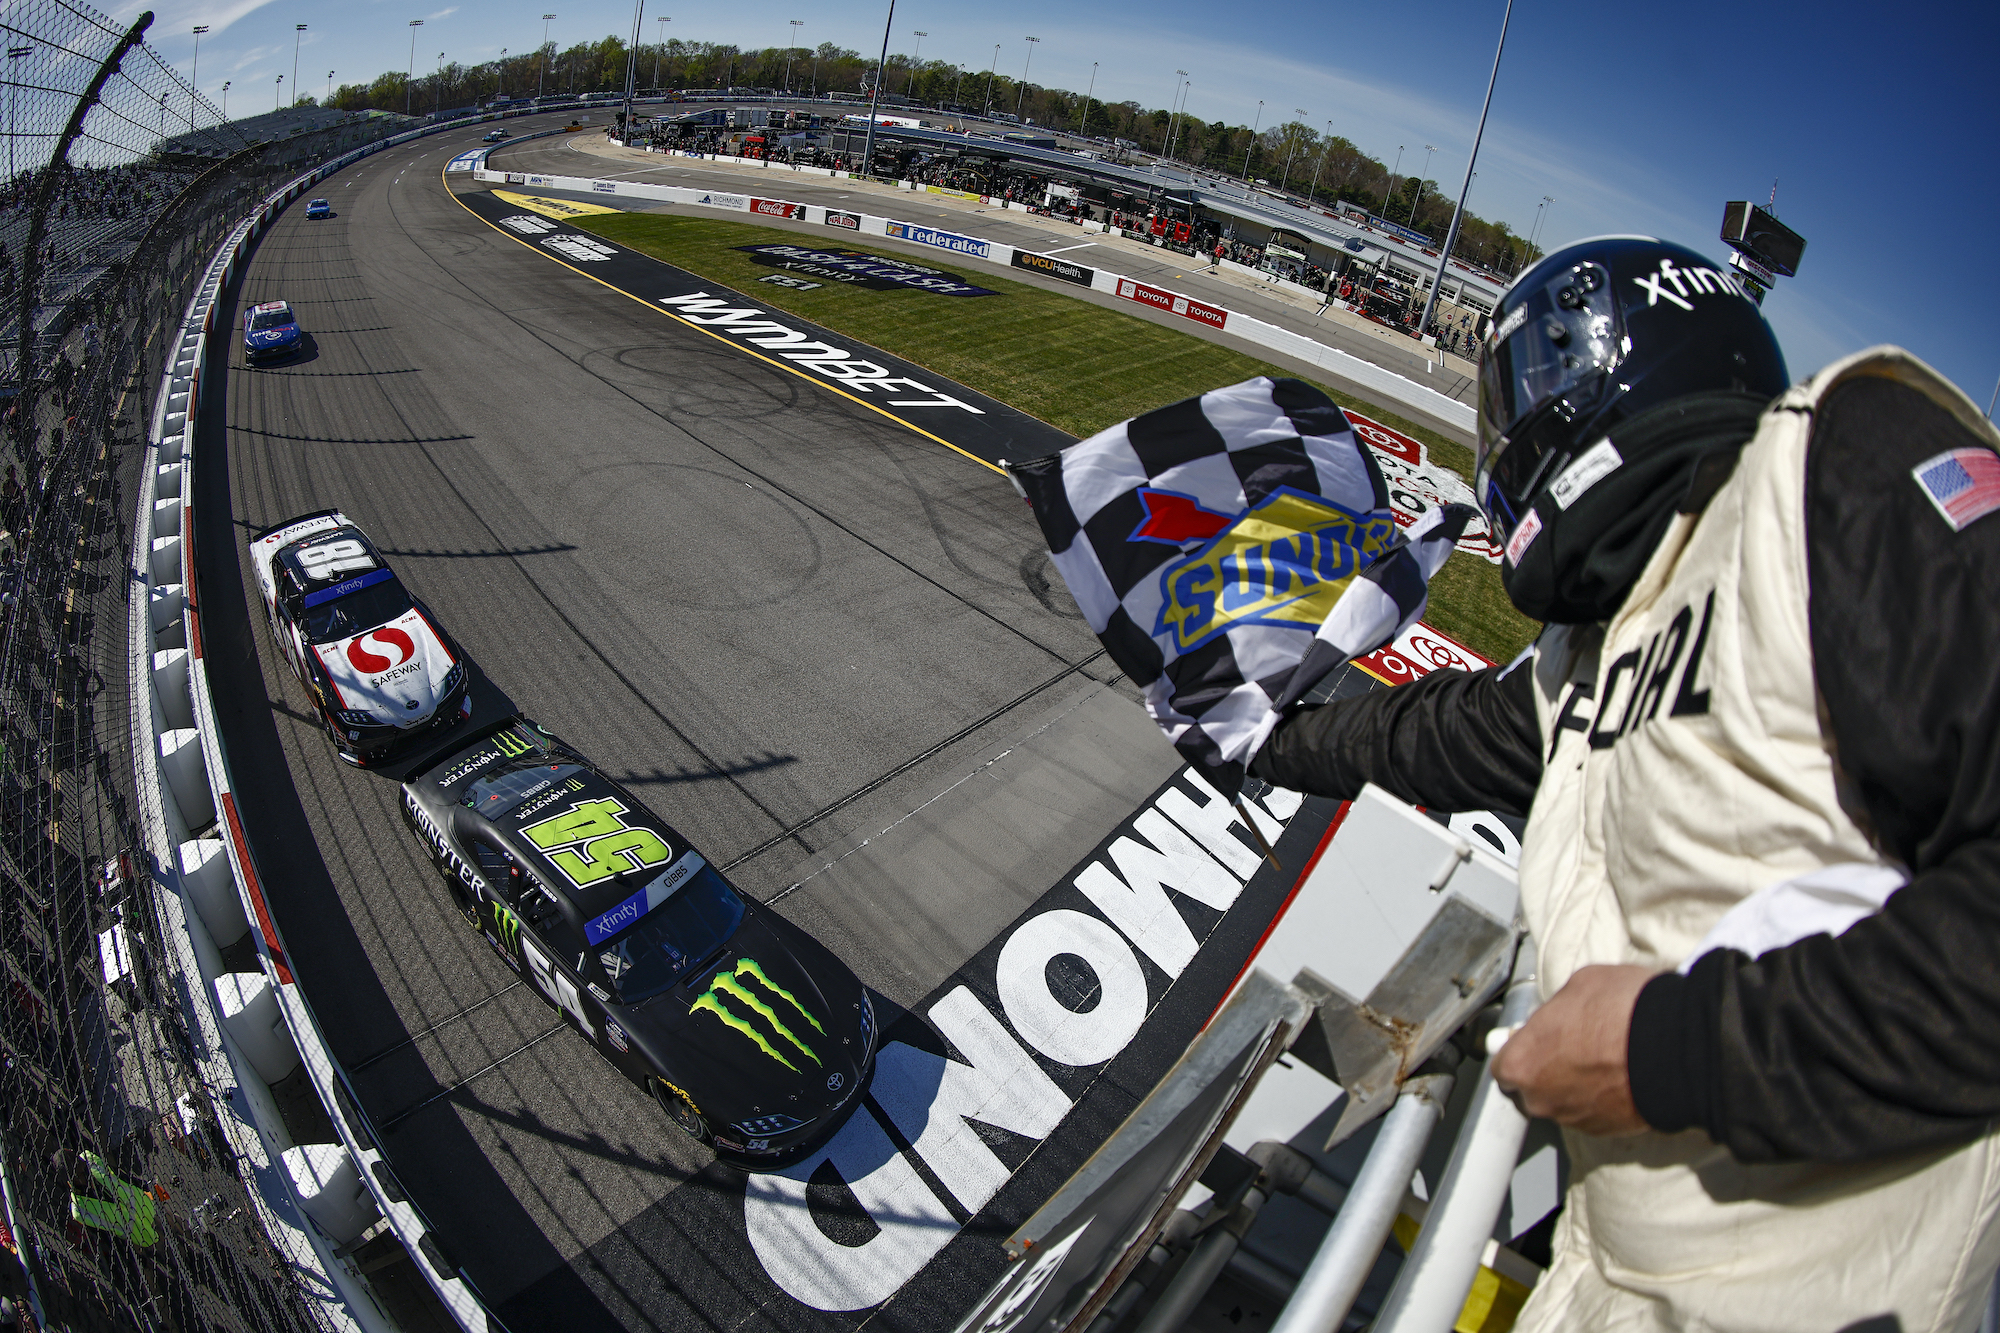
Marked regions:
[347,626,416,674]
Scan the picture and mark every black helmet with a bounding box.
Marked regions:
[1474,236,1788,621]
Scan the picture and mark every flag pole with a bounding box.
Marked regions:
[1235,800,1282,871]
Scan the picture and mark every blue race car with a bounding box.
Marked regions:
[305,198,332,219]
[243,300,303,363]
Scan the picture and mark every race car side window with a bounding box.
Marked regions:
[472,843,520,898]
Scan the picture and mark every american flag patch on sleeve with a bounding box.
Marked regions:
[1913,447,2000,532]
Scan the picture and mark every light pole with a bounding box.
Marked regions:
[907,31,925,97]
[497,51,506,101]
[292,25,306,109]
[1078,60,1098,138]
[1420,0,1515,335]
[273,75,282,113]
[655,16,670,90]
[1241,99,1262,183]
[1405,144,1435,223]
[1016,37,1040,121]
[785,20,802,93]
[859,0,895,176]
[1384,143,1403,219]
[538,15,554,100]
[327,71,335,105]
[406,20,423,116]
[1160,69,1186,159]
[1305,118,1332,203]
[1280,108,1308,193]
[983,43,999,118]
[189,27,207,130]
[434,52,444,119]
[220,80,229,119]
[6,46,29,183]
[620,0,642,132]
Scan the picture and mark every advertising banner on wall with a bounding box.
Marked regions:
[1011,249,1095,288]
[733,244,997,296]
[884,221,991,260]
[1113,277,1228,330]
[1342,408,1502,563]
[824,209,862,231]
[751,198,804,219]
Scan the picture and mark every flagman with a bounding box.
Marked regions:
[1243,237,2000,1330]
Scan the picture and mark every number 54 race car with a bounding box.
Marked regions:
[402,716,876,1160]
[250,510,471,765]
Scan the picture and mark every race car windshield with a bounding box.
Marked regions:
[463,763,586,819]
[596,867,745,1003]
[301,580,413,643]
[249,309,292,331]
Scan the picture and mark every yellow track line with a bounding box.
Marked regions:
[439,165,1006,476]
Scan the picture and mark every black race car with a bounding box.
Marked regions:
[251,510,471,765]
[402,716,875,1159]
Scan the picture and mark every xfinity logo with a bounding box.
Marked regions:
[1632,256,1746,312]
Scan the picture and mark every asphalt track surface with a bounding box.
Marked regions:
[191,114,1235,1329]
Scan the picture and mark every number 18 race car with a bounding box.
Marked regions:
[250,510,470,765]
[403,716,875,1159]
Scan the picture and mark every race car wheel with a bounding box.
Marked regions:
[653,1080,711,1144]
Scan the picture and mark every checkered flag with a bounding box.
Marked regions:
[1011,378,1474,795]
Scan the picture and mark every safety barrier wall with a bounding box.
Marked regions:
[528,153,1477,433]
[127,111,530,1333]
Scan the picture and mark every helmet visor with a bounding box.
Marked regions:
[1474,261,1625,536]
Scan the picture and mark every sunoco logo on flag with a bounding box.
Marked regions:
[690,959,826,1072]
[1011,377,1472,794]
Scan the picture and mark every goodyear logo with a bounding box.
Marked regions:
[1152,487,1397,654]
[690,959,825,1073]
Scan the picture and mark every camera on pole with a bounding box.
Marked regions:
[1720,201,1806,305]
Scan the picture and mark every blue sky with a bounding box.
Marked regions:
[125,0,2000,404]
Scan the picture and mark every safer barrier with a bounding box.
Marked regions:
[126,112,535,1333]
[491,157,1477,433]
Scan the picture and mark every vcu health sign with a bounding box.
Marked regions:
[1011,249,1094,288]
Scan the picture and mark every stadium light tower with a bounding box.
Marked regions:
[786,21,803,93]
[274,74,283,112]
[407,20,423,115]
[540,15,556,100]
[656,17,671,90]
[1241,99,1262,184]
[859,0,896,177]
[983,43,999,118]
[1305,118,1333,202]
[1078,61,1098,137]
[1420,0,1515,336]
[327,71,335,105]
[188,27,208,130]
[907,31,925,96]
[221,80,229,119]
[1016,36,1039,120]
[1408,144,1435,222]
[1280,108,1308,193]
[292,25,306,109]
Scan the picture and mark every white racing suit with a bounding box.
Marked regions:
[1254,348,2000,1330]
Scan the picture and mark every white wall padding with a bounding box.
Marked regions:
[281,1144,378,1245]
[153,648,193,730]
[213,970,301,1083]
[149,583,185,633]
[152,497,181,537]
[158,727,215,829]
[179,838,247,945]
[155,461,183,499]
[149,534,183,585]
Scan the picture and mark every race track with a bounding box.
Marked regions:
[192,115,1331,1330]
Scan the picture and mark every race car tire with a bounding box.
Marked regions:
[653,1079,711,1144]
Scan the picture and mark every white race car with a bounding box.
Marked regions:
[249,509,470,765]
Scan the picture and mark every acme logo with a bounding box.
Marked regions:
[689,959,826,1073]
[1152,487,1397,654]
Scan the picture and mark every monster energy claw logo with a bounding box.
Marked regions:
[492,728,535,758]
[493,902,524,955]
[690,959,826,1073]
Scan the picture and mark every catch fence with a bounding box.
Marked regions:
[0,4,407,1329]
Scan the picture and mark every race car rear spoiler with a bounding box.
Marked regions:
[250,506,343,542]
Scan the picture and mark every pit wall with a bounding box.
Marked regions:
[502,154,1476,434]
[125,106,574,1333]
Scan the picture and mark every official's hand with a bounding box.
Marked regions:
[1490,963,1656,1136]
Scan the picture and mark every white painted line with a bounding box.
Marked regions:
[1041,242,1099,256]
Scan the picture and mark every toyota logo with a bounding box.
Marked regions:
[826,1073,844,1092]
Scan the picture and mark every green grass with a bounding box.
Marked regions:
[576,209,1540,663]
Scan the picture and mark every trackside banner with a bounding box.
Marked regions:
[1011,249,1095,288]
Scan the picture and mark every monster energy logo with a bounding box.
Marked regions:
[492,728,535,758]
[493,902,524,954]
[689,959,825,1073]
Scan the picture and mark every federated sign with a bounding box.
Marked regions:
[883,220,990,260]
[1011,249,1095,288]
[732,244,997,297]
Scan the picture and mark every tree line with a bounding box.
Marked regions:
[308,35,1539,273]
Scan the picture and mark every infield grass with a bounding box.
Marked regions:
[575,209,1540,663]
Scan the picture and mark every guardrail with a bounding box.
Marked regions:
[472,157,1476,433]
[127,110,531,1333]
